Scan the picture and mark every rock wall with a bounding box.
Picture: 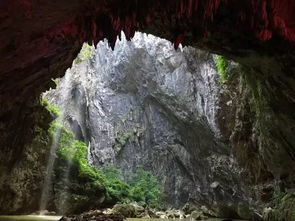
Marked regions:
[0,101,52,214]
[1,0,295,118]
[1,1,295,218]
[45,33,252,218]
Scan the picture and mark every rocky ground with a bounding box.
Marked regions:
[58,202,219,221]
[1,1,295,219]
[60,212,125,221]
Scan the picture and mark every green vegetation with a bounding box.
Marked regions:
[265,191,295,221]
[272,187,287,206]
[102,166,131,202]
[56,136,106,190]
[40,97,60,117]
[114,132,133,152]
[55,127,163,207]
[40,97,163,212]
[215,55,229,83]
[113,127,143,153]
[54,124,162,208]
[116,133,132,147]
[128,168,163,208]
[74,43,94,64]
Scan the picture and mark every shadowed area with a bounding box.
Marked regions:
[0,1,295,220]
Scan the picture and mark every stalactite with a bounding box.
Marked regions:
[9,0,295,52]
[270,0,295,43]
[174,33,185,49]
[17,0,33,18]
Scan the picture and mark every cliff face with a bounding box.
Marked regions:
[1,0,295,218]
[1,0,295,113]
[1,0,295,186]
[45,33,252,218]
[0,102,52,214]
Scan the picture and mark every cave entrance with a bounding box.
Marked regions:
[32,32,249,220]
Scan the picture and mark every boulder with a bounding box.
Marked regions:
[112,203,136,218]
[191,210,207,220]
[182,203,199,215]
[155,211,167,219]
[103,208,114,215]
[131,202,145,216]
[200,205,216,217]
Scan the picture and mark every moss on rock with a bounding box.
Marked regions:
[264,193,295,221]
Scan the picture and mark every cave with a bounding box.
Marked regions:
[1,1,295,221]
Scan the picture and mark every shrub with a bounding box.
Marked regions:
[128,168,163,208]
[215,55,229,83]
[74,43,94,64]
[116,133,132,147]
[102,166,131,202]
[40,97,60,117]
[56,133,105,184]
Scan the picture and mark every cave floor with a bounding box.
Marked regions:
[0,216,62,221]
[128,218,244,221]
[0,216,248,221]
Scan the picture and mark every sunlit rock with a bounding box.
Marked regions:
[46,32,251,218]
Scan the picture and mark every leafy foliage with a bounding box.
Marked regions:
[102,166,131,202]
[41,97,163,209]
[116,133,132,147]
[40,97,60,117]
[50,122,162,208]
[102,166,163,207]
[215,55,229,83]
[128,168,163,208]
[74,43,94,64]
[55,128,104,183]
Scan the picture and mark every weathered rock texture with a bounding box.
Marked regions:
[1,0,295,218]
[1,0,295,112]
[0,101,52,214]
[45,33,252,218]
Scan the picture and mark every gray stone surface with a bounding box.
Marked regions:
[45,32,251,218]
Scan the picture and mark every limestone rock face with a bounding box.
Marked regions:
[1,0,295,217]
[46,33,251,218]
[0,103,52,214]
